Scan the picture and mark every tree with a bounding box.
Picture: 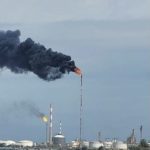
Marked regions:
[140,139,149,148]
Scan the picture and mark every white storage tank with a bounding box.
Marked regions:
[113,141,127,150]
[89,141,104,149]
[0,140,16,146]
[103,141,113,149]
[17,140,34,147]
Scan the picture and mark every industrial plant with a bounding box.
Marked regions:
[0,103,149,150]
[0,66,148,150]
[0,72,149,150]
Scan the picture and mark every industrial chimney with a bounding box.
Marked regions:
[48,104,53,146]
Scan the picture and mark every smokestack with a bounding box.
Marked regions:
[11,101,48,144]
[0,30,79,81]
[79,74,83,150]
[48,104,53,145]
[46,123,48,145]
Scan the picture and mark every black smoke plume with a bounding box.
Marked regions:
[0,30,76,81]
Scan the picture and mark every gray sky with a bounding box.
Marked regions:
[0,0,150,142]
[0,0,150,22]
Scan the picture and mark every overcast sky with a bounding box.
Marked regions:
[0,0,150,143]
[0,0,150,22]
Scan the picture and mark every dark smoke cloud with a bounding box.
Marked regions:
[0,30,76,81]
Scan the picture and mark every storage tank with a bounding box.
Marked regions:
[17,140,33,147]
[89,141,104,149]
[113,141,127,150]
[52,133,65,147]
[82,141,89,148]
[69,140,80,148]
[103,141,113,149]
[0,140,16,146]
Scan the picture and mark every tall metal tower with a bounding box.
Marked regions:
[48,104,53,146]
[59,121,62,134]
[46,122,48,144]
[140,125,143,140]
[80,74,83,149]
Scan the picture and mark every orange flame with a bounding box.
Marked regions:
[74,67,82,75]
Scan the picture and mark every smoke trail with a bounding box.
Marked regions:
[13,101,48,122]
[0,30,77,81]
